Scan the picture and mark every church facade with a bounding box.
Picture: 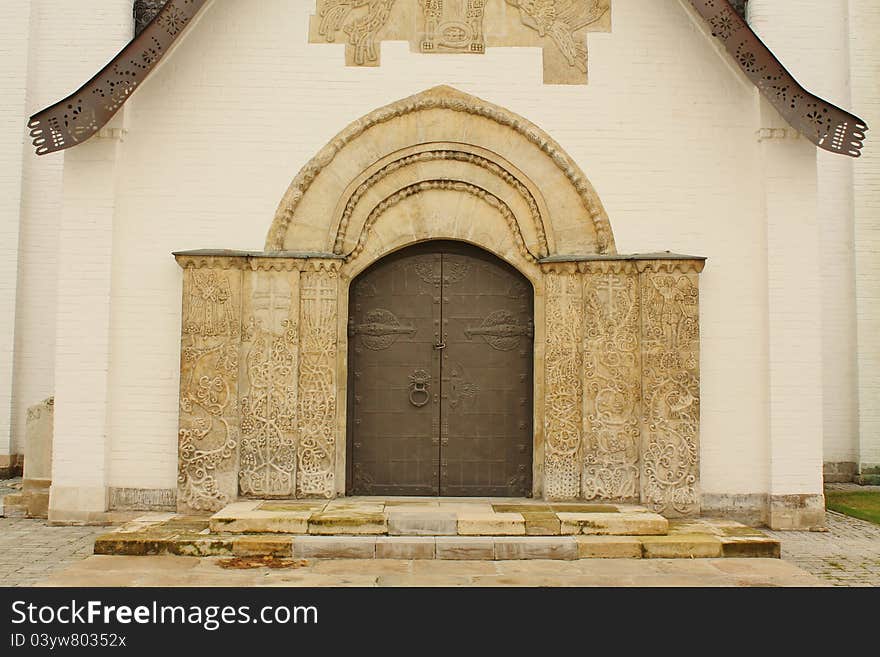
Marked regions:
[0,0,876,529]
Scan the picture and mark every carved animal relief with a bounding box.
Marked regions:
[309,0,611,83]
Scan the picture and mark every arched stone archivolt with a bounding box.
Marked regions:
[349,180,537,264]
[330,142,554,260]
[266,85,617,256]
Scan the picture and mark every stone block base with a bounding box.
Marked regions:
[48,485,110,526]
[823,461,858,483]
[700,493,768,526]
[768,494,826,530]
[0,454,23,479]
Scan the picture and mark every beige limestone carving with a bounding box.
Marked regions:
[177,266,242,513]
[349,179,537,263]
[582,265,641,501]
[238,270,300,498]
[639,261,704,517]
[420,0,487,54]
[309,0,611,84]
[174,95,708,513]
[333,149,550,259]
[296,266,340,499]
[542,264,583,499]
[267,86,615,256]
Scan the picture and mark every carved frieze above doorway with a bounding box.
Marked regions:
[309,0,612,84]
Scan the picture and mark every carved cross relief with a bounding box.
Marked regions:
[309,0,612,84]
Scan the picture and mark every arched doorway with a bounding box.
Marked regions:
[347,241,534,497]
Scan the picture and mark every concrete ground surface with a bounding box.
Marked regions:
[1,480,878,587]
[32,554,823,587]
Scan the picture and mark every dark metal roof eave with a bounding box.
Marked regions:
[26,0,868,158]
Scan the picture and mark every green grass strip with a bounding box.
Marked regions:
[825,491,880,526]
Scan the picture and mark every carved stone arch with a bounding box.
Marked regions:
[266,85,617,256]
[330,142,555,260]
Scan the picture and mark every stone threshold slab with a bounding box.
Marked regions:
[207,499,667,537]
[93,532,781,560]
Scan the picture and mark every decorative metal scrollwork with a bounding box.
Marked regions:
[465,310,534,351]
[408,369,432,408]
[349,308,416,350]
[688,0,867,157]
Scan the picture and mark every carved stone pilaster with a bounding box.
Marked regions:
[238,269,301,498]
[541,263,583,499]
[296,261,341,498]
[638,260,704,516]
[177,265,243,513]
[581,262,641,501]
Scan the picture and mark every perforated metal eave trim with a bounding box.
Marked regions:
[689,0,868,157]
[27,0,868,157]
[27,0,209,156]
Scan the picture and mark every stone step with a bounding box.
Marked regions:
[207,500,669,537]
[93,532,781,560]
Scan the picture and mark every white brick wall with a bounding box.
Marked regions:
[750,0,861,471]
[0,2,32,459]
[5,1,134,463]
[849,0,880,471]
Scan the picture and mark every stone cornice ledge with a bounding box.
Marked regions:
[174,249,345,271]
[541,252,707,275]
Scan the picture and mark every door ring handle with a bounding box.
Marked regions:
[409,369,431,408]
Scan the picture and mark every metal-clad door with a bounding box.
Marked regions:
[348,242,533,496]
[348,247,441,495]
[441,248,533,496]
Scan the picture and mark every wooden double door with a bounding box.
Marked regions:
[347,241,534,497]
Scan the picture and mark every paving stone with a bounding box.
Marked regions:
[376,537,436,559]
[93,533,173,556]
[575,536,643,559]
[457,513,525,536]
[719,536,781,558]
[640,534,723,559]
[387,511,457,535]
[522,512,561,535]
[293,536,376,559]
[494,537,577,560]
[209,511,311,535]
[435,537,495,560]
[308,512,387,535]
[232,535,294,557]
[171,537,234,557]
[558,512,667,536]
[550,504,620,513]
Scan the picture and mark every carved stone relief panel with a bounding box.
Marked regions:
[581,262,641,501]
[296,262,341,498]
[238,268,301,498]
[420,0,487,54]
[309,0,611,84]
[542,264,583,499]
[638,260,704,517]
[177,261,243,514]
